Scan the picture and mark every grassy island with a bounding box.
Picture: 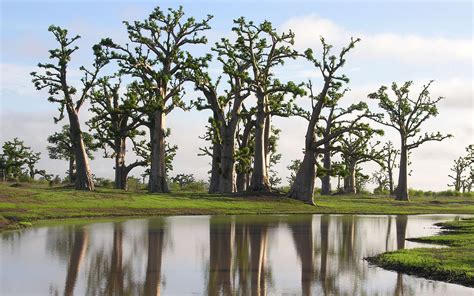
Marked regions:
[367,218,474,287]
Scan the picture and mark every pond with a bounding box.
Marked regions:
[1,214,472,295]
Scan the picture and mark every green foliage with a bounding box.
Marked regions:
[368,81,452,151]
[170,173,196,189]
[47,125,97,160]
[31,25,107,122]
[286,159,302,186]
[1,138,44,180]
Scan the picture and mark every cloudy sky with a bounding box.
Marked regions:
[1,0,472,191]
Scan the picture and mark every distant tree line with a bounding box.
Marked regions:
[1,6,467,203]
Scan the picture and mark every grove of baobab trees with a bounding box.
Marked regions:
[11,5,463,203]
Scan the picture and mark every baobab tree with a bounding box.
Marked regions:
[47,125,97,183]
[448,144,474,192]
[369,81,451,201]
[31,25,107,190]
[98,6,212,193]
[317,94,369,195]
[1,138,44,180]
[379,141,399,195]
[337,130,384,194]
[88,77,148,189]
[287,37,373,204]
[192,36,251,193]
[232,17,305,192]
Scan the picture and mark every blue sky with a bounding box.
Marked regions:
[0,1,472,190]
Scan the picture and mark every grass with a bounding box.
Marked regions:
[1,182,474,230]
[367,218,474,287]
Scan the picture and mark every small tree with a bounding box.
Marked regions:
[88,77,148,190]
[286,159,302,187]
[448,157,468,192]
[369,81,451,201]
[380,141,399,195]
[171,174,196,189]
[1,138,44,180]
[31,25,107,190]
[449,144,474,193]
[47,125,97,183]
[336,130,384,194]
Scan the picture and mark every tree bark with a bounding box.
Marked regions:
[114,138,127,190]
[287,152,317,204]
[219,128,237,193]
[396,140,409,201]
[68,110,94,191]
[250,98,270,191]
[149,110,169,193]
[345,162,357,194]
[68,157,75,183]
[209,141,222,193]
[320,147,332,195]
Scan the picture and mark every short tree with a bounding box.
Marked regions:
[47,125,97,183]
[369,81,451,201]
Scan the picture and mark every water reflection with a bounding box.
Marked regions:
[1,215,472,295]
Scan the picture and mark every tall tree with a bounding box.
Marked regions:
[98,6,212,193]
[192,36,251,193]
[47,125,97,183]
[287,37,369,204]
[87,77,148,189]
[232,18,304,192]
[368,81,451,201]
[31,25,107,190]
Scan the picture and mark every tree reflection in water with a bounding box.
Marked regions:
[22,215,464,295]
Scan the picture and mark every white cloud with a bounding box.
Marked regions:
[282,15,472,65]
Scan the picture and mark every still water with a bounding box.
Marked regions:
[1,214,473,295]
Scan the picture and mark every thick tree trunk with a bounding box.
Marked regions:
[320,148,331,195]
[149,110,169,193]
[236,173,248,192]
[68,111,94,191]
[344,163,357,194]
[68,157,75,183]
[263,113,271,172]
[114,138,127,190]
[219,128,236,193]
[209,142,222,193]
[250,105,270,191]
[396,141,409,201]
[388,167,394,195]
[287,152,317,205]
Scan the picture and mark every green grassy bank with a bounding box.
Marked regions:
[1,182,474,230]
[367,218,474,287]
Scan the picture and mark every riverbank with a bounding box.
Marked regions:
[1,182,474,230]
[367,218,474,287]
